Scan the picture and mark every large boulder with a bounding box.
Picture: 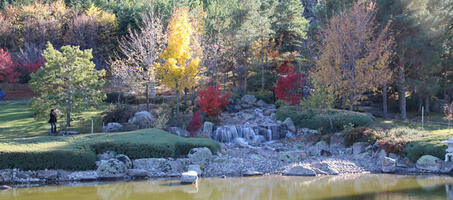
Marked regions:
[382,157,396,173]
[96,159,128,178]
[36,170,58,180]
[115,154,132,169]
[187,165,202,175]
[128,111,154,129]
[284,166,316,176]
[330,132,346,150]
[255,100,267,107]
[103,122,123,132]
[352,142,368,155]
[188,147,212,166]
[0,169,12,183]
[181,171,198,184]
[201,122,214,137]
[133,158,171,173]
[68,171,98,181]
[283,117,296,133]
[126,169,148,178]
[168,127,190,137]
[279,151,308,163]
[241,95,257,108]
[416,155,443,172]
[0,185,12,190]
[311,141,329,156]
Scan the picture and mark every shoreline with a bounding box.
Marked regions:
[1,139,451,188]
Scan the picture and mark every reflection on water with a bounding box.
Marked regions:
[1,174,453,200]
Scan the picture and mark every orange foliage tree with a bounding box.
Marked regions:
[315,1,393,111]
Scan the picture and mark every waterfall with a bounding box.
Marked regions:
[212,124,283,144]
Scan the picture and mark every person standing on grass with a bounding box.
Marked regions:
[0,88,5,101]
[49,109,57,134]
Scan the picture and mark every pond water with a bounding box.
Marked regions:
[1,174,453,200]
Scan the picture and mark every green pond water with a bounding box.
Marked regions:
[1,174,453,200]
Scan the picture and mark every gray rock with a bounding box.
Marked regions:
[284,166,316,176]
[126,169,148,178]
[397,157,415,168]
[353,142,368,155]
[201,122,214,137]
[311,141,329,156]
[97,151,116,161]
[57,131,80,136]
[96,159,127,178]
[279,151,308,162]
[441,162,453,174]
[263,109,273,116]
[115,154,132,169]
[181,171,198,184]
[297,128,318,136]
[188,147,212,166]
[128,111,154,129]
[240,112,255,121]
[283,117,296,133]
[234,138,249,148]
[0,169,12,183]
[68,171,98,181]
[103,122,123,132]
[133,158,170,173]
[374,149,387,164]
[355,152,371,160]
[330,132,346,150]
[382,157,396,173]
[168,158,190,173]
[416,155,443,172]
[256,100,267,107]
[36,170,58,180]
[0,185,12,190]
[168,127,190,137]
[241,95,257,108]
[243,170,263,176]
[187,165,202,175]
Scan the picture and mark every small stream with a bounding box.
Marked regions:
[1,174,453,200]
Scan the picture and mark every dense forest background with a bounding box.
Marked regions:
[0,0,452,120]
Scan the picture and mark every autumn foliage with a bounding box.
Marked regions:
[198,85,231,117]
[0,49,16,83]
[275,73,305,105]
[187,110,203,134]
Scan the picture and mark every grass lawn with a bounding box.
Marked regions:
[0,103,107,139]
[0,128,220,170]
[373,118,453,161]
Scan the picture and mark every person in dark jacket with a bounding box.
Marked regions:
[49,109,57,134]
[0,88,5,101]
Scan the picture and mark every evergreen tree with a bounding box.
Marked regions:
[29,42,105,127]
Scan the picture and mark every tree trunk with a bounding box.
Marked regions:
[67,86,72,127]
[417,94,422,113]
[145,83,150,110]
[425,96,430,114]
[261,37,265,91]
[383,86,388,119]
[348,92,354,111]
[398,65,407,120]
[341,96,346,110]
[176,90,180,119]
[150,81,156,97]
[244,73,248,94]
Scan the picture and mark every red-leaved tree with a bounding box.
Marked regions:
[0,49,18,83]
[275,73,305,105]
[197,85,231,117]
[187,110,203,135]
[16,57,45,82]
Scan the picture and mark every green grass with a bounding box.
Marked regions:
[0,128,220,170]
[373,119,452,161]
[0,103,106,139]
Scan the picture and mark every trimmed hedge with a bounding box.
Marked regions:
[276,106,374,133]
[0,129,220,170]
[405,138,448,162]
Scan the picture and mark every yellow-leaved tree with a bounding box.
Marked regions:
[156,8,202,117]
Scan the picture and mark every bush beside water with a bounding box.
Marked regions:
[276,106,374,133]
[0,129,220,170]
